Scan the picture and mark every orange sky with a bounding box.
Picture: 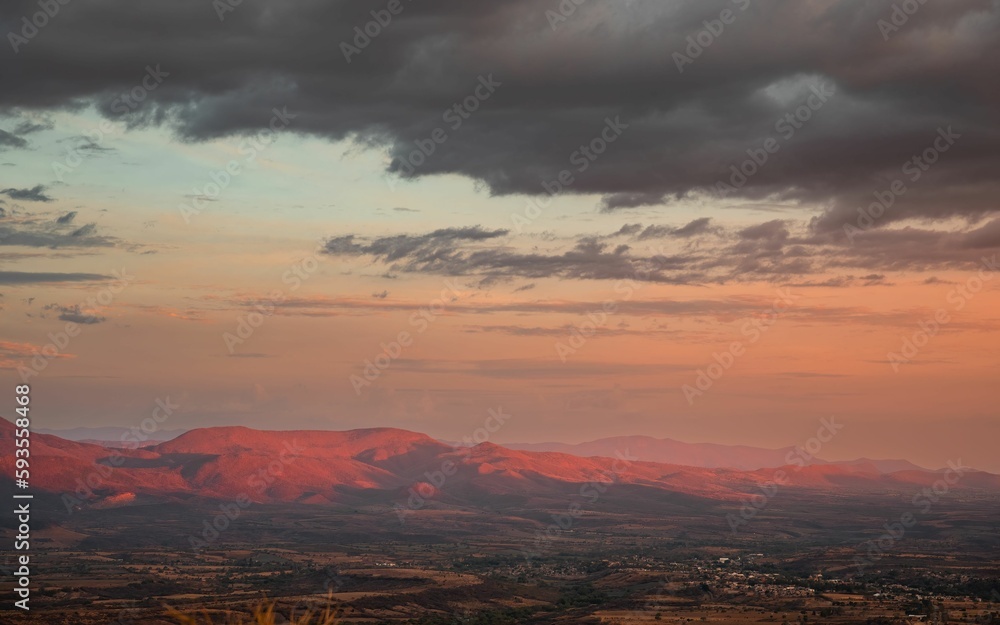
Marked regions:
[3,0,1000,474]
[2,169,998,471]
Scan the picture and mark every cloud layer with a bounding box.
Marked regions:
[324,218,1000,286]
[2,0,998,231]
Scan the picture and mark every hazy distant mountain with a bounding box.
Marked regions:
[833,457,929,473]
[3,418,987,514]
[36,425,186,444]
[503,436,928,472]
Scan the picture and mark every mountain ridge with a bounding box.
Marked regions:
[36,422,928,472]
[502,435,930,472]
[3,417,990,514]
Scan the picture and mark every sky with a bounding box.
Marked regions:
[1,0,999,471]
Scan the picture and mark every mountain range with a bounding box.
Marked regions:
[504,436,928,472]
[4,417,996,513]
[42,425,928,471]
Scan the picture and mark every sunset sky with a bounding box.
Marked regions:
[1,0,999,472]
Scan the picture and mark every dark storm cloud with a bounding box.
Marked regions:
[1,185,52,202]
[2,0,998,232]
[601,192,671,211]
[56,211,77,224]
[961,218,1000,250]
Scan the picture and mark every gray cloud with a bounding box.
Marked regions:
[325,226,508,262]
[12,119,53,135]
[1,185,52,202]
[70,223,97,237]
[627,218,718,240]
[0,226,114,248]
[323,216,1000,287]
[0,272,112,284]
[613,224,643,237]
[1,0,997,233]
[672,217,717,238]
[961,217,1000,249]
[325,227,701,284]
[0,130,28,150]
[0,116,48,151]
[44,304,106,324]
[0,213,114,248]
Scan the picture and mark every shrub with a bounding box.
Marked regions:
[168,600,341,624]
